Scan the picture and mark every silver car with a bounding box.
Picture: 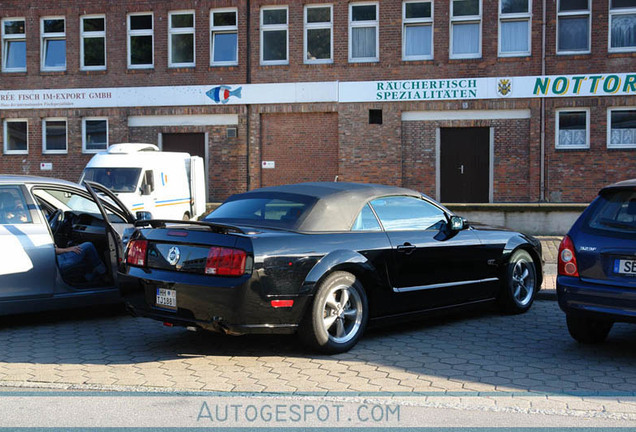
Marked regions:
[0,174,136,315]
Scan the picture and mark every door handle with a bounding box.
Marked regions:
[397,242,416,255]
[458,164,464,174]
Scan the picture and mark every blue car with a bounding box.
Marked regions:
[557,178,636,343]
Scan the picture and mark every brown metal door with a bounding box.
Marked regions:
[440,127,489,203]
[162,133,205,160]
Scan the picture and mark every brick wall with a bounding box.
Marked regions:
[260,112,338,187]
[545,97,636,202]
[1,0,635,204]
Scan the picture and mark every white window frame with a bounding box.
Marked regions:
[210,8,238,66]
[498,0,532,57]
[557,0,591,55]
[450,0,482,59]
[2,17,26,72]
[127,12,154,69]
[402,1,434,61]
[555,108,590,150]
[260,6,289,66]
[3,119,28,155]
[168,10,195,68]
[608,0,636,53]
[80,14,106,71]
[304,4,333,64]
[349,2,380,63]
[82,117,109,153]
[42,118,68,154]
[607,107,636,149]
[40,16,66,72]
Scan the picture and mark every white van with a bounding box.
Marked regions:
[80,143,206,220]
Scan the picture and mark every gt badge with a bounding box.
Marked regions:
[167,246,181,266]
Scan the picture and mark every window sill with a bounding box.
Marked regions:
[555,52,591,57]
[209,64,239,68]
[607,145,636,150]
[555,146,590,151]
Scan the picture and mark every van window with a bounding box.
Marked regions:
[142,170,154,193]
[83,168,141,193]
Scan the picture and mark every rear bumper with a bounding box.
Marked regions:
[119,269,311,335]
[557,275,636,323]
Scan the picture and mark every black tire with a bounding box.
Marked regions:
[566,314,613,344]
[299,271,368,354]
[498,249,537,314]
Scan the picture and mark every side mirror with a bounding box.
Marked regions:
[450,215,465,231]
[141,184,152,196]
[135,211,153,221]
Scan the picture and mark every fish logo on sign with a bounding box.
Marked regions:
[497,79,512,97]
[206,86,242,104]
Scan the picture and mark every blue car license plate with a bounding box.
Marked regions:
[614,259,636,275]
[156,288,177,310]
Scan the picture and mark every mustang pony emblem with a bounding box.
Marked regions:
[167,247,181,266]
[498,79,512,97]
[206,85,242,104]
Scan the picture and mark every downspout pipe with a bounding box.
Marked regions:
[540,0,546,202]
[245,0,251,192]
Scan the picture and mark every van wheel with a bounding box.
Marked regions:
[566,314,613,344]
[299,271,368,354]
[182,212,190,220]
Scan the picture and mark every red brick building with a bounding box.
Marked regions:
[0,0,634,203]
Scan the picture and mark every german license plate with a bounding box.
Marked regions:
[156,288,177,310]
[614,259,636,275]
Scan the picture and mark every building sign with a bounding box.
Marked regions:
[0,73,634,110]
[374,79,479,101]
[0,82,338,110]
[338,73,636,103]
[531,74,636,97]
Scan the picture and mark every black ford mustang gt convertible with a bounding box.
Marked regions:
[118,182,543,353]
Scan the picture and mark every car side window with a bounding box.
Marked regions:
[0,186,31,224]
[351,203,382,231]
[370,195,447,231]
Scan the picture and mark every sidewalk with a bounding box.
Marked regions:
[536,235,561,300]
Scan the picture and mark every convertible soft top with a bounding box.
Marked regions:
[225,182,426,232]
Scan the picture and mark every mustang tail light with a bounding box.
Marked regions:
[126,240,148,267]
[558,235,579,277]
[205,247,247,276]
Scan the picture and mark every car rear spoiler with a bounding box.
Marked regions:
[134,219,246,235]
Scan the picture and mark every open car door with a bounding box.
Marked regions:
[83,180,136,283]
